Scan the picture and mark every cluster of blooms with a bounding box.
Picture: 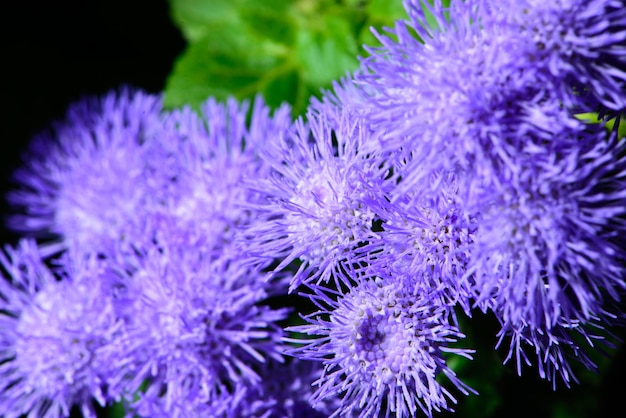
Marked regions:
[1,1,625,417]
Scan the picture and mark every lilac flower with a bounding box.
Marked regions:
[470,127,626,327]
[6,88,169,256]
[233,358,342,418]
[308,76,379,125]
[0,240,130,418]
[356,0,626,203]
[468,127,626,384]
[496,312,618,388]
[244,105,389,291]
[155,96,293,252]
[117,224,290,417]
[356,0,525,198]
[287,275,474,418]
[131,390,246,418]
[483,0,626,112]
[364,175,477,315]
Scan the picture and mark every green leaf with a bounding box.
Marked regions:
[165,0,415,115]
[163,21,293,110]
[295,15,359,88]
[360,0,406,50]
[169,0,239,42]
[107,402,127,418]
[169,0,295,42]
[367,0,406,18]
[574,112,626,138]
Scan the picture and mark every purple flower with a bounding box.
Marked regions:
[131,387,246,418]
[468,127,626,384]
[356,0,526,199]
[233,358,342,418]
[496,312,618,388]
[0,240,130,418]
[356,0,626,203]
[118,225,290,417]
[287,274,474,418]
[154,96,293,252]
[6,88,169,256]
[243,105,389,291]
[484,0,626,112]
[365,175,477,315]
[308,76,379,124]
[471,126,626,325]
[352,0,626,385]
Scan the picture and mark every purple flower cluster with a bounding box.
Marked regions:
[355,0,626,388]
[1,90,311,417]
[0,240,128,418]
[287,272,474,418]
[2,1,626,417]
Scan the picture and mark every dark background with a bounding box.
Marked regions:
[0,0,186,246]
[1,1,625,417]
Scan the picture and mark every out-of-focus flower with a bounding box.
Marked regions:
[0,240,129,418]
[6,89,169,256]
[484,0,626,112]
[468,127,626,384]
[131,387,246,418]
[119,225,290,417]
[356,0,626,202]
[471,126,626,326]
[357,0,525,199]
[156,96,293,252]
[233,358,342,418]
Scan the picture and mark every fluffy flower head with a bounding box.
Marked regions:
[120,225,290,416]
[245,106,388,290]
[7,89,168,255]
[288,275,474,418]
[158,96,293,247]
[0,240,127,418]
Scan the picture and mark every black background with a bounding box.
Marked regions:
[1,1,625,417]
[0,0,186,245]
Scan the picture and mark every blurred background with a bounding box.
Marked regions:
[0,0,185,246]
[1,1,625,417]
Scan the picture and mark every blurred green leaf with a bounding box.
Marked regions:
[359,0,406,51]
[169,0,240,42]
[107,401,127,418]
[575,112,626,138]
[165,0,413,115]
[163,21,292,110]
[169,0,295,42]
[295,15,359,86]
